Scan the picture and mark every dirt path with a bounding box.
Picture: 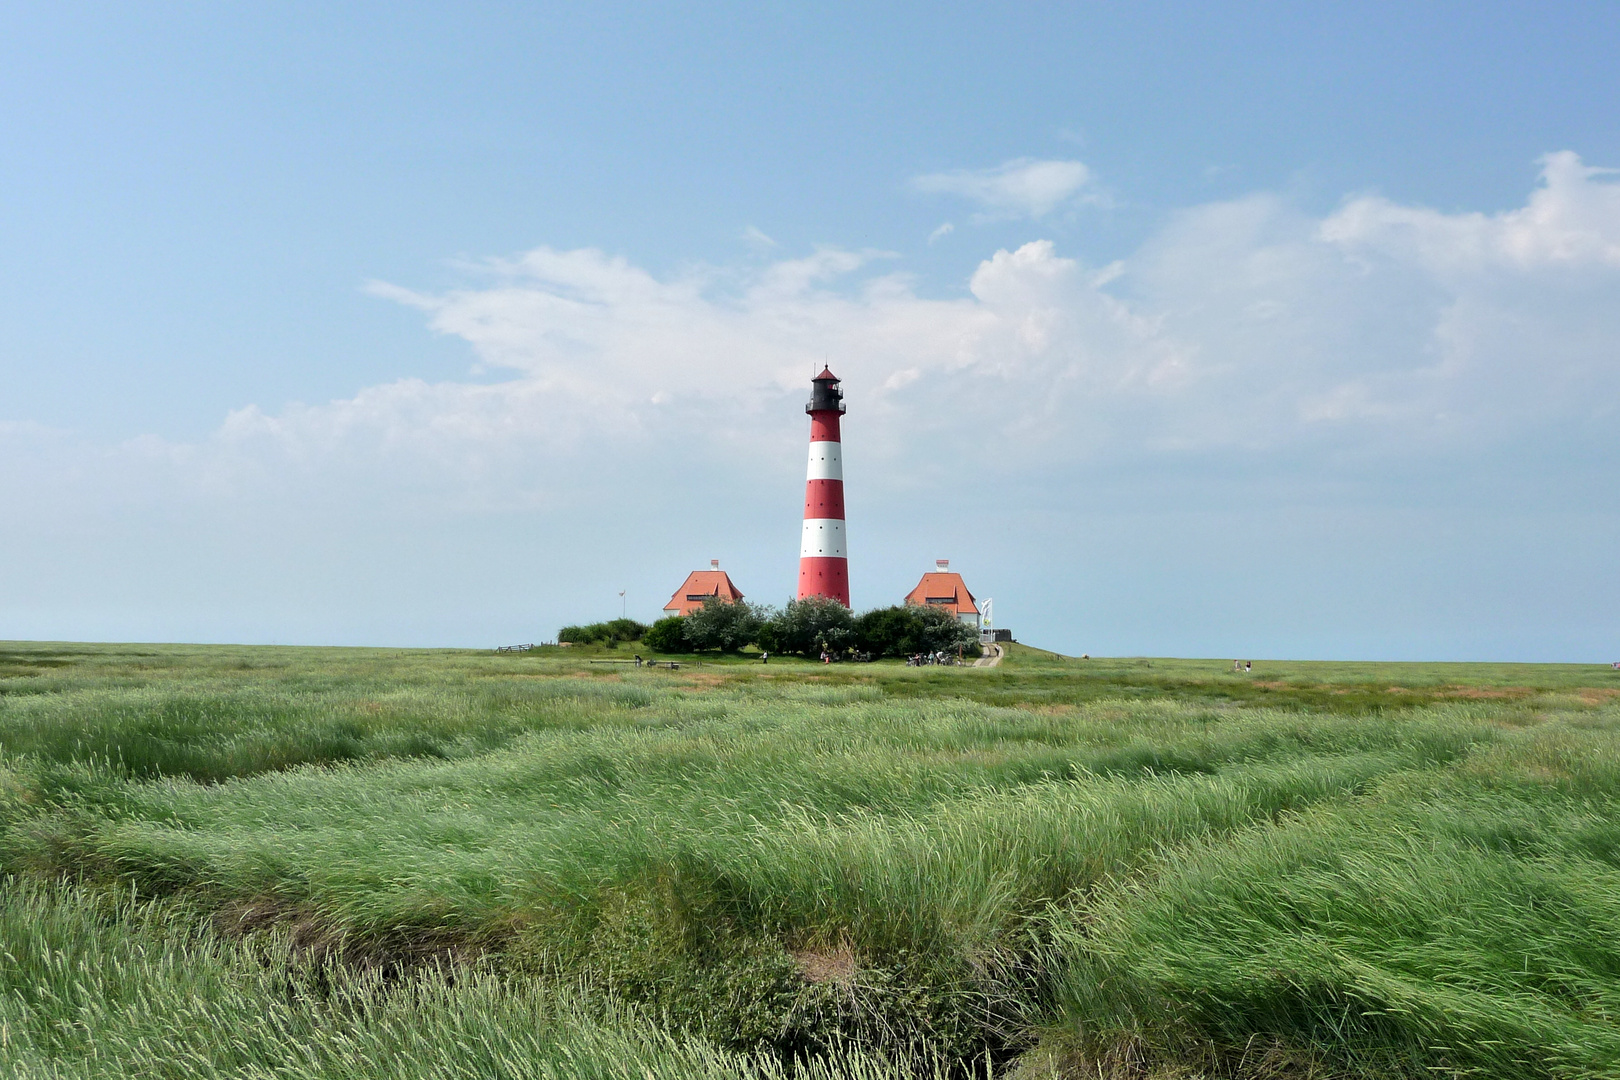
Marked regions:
[973,643,1004,668]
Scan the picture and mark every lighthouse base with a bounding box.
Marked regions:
[796,558,850,607]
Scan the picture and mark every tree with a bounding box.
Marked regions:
[682,597,765,652]
[757,596,854,657]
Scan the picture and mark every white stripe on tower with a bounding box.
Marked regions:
[805,440,843,480]
[799,518,847,558]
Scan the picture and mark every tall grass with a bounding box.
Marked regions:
[5,699,1495,941]
[0,879,953,1080]
[0,678,657,782]
[0,641,1617,1074]
[1051,727,1620,1078]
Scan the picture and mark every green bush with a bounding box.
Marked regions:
[854,605,980,658]
[558,618,648,646]
[757,597,854,657]
[641,616,687,653]
[683,598,767,653]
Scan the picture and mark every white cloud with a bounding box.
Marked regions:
[1321,152,1620,273]
[340,236,1193,473]
[170,152,1620,487]
[5,153,1620,648]
[910,158,1099,220]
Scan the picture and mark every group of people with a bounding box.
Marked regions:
[1232,660,1253,673]
[907,652,959,666]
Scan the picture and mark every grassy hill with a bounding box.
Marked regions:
[0,640,1617,1077]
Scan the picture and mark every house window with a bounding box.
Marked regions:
[925,597,954,605]
[686,594,715,602]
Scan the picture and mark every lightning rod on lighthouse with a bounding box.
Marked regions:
[797,367,850,606]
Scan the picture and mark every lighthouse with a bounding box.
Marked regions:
[797,367,850,606]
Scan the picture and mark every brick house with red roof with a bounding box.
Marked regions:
[663,560,745,617]
[903,559,981,628]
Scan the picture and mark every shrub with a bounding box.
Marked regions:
[683,598,766,653]
[757,597,854,657]
[641,616,687,653]
[852,606,911,657]
[558,619,649,646]
[926,605,980,656]
[855,604,980,658]
[602,618,648,642]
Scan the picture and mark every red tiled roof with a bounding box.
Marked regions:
[663,570,745,615]
[902,572,978,616]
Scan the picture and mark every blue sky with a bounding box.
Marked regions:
[3,3,1618,659]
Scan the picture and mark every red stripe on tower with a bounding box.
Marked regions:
[797,367,850,606]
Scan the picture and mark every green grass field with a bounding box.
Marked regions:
[1,640,1617,1078]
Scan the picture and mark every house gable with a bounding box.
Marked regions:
[663,564,745,616]
[903,561,980,624]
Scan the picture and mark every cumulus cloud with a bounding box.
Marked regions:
[1321,151,1620,272]
[910,158,1099,219]
[338,237,1199,476]
[191,151,1620,494]
[11,152,1620,525]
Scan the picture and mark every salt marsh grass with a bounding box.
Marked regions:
[0,879,952,1080]
[1,641,1618,1076]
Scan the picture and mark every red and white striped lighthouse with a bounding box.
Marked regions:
[797,367,850,606]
